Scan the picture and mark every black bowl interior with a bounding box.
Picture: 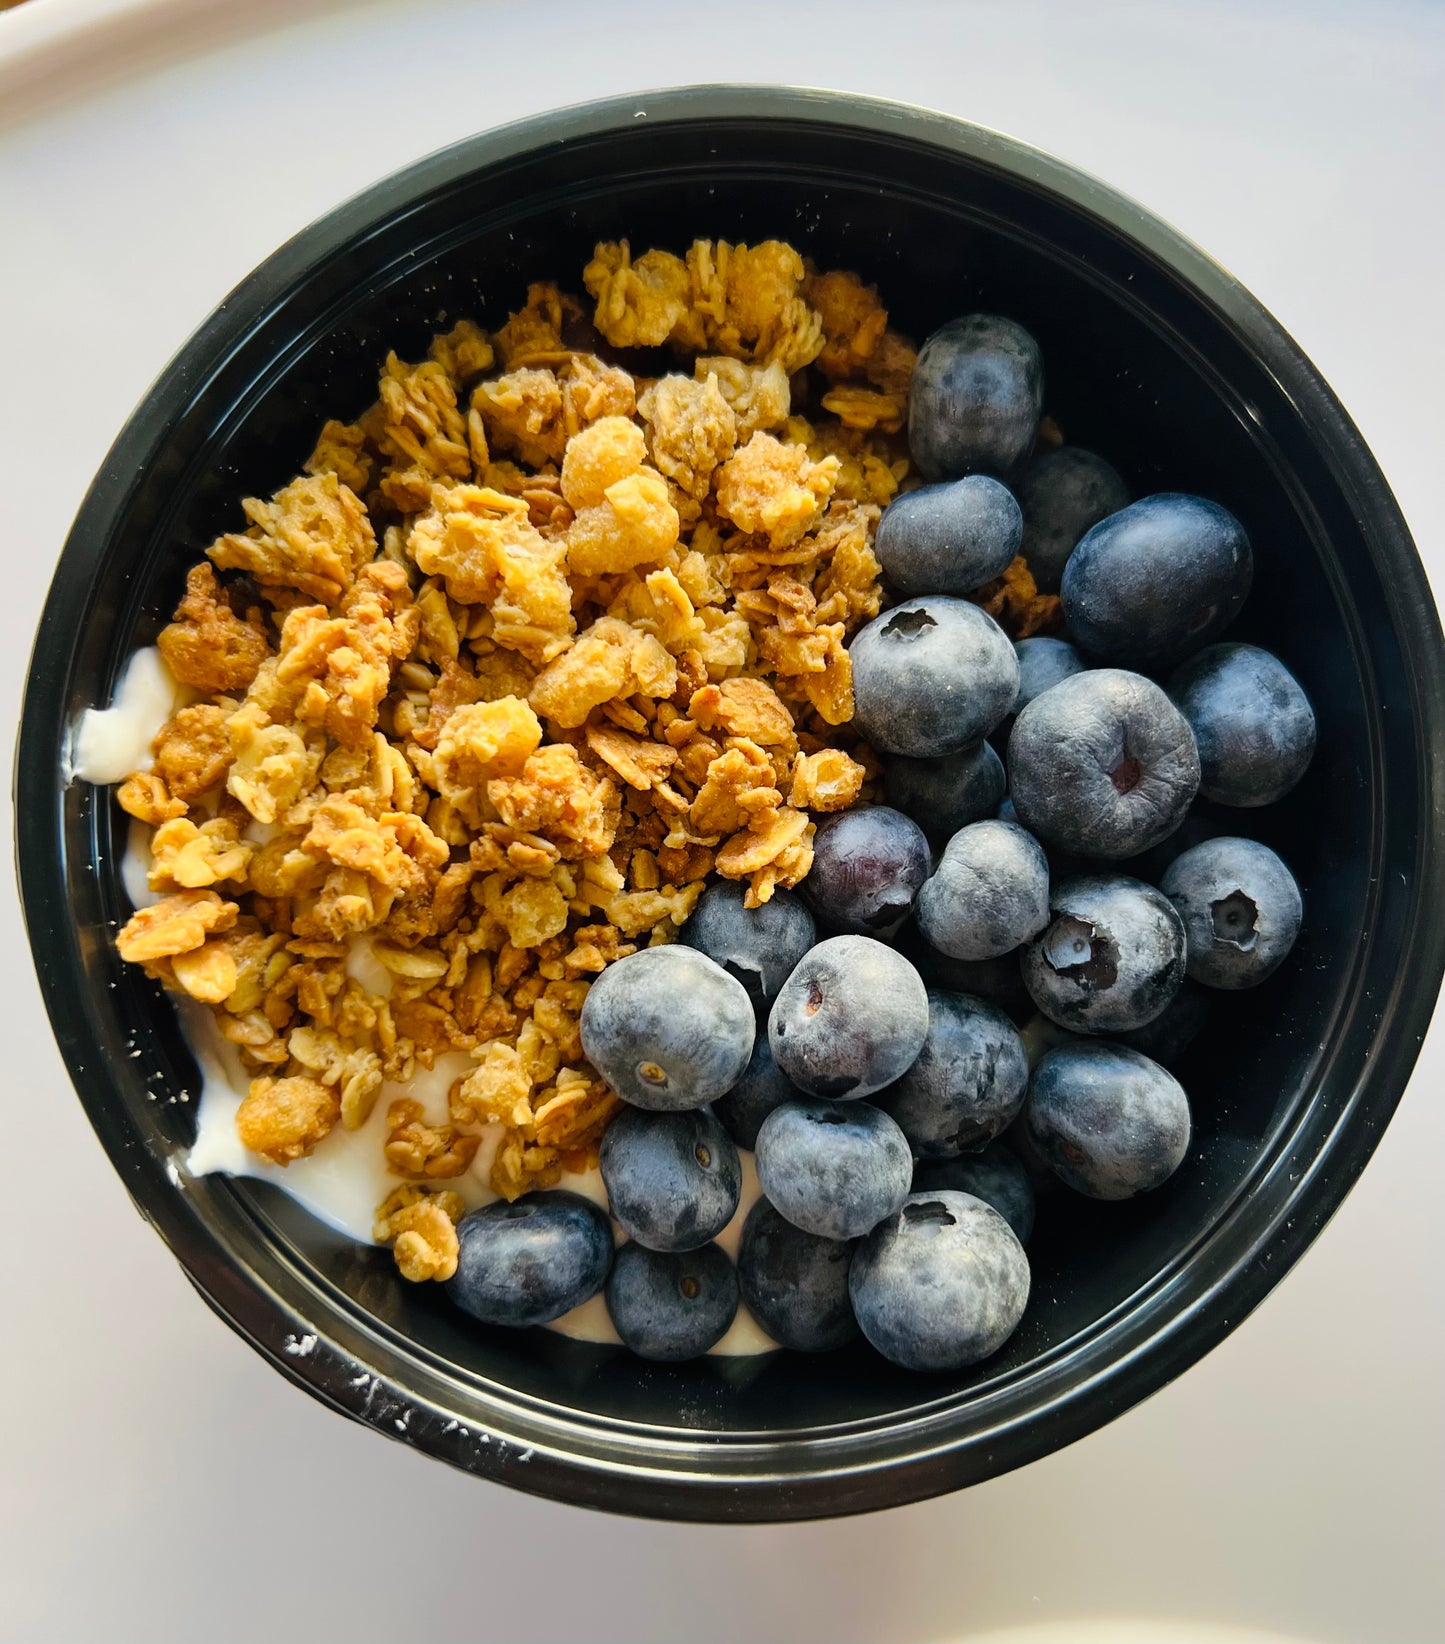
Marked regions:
[20,90,1442,1518]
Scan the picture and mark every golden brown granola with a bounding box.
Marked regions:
[110,236,1061,1287]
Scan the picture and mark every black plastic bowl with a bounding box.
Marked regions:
[15,86,1445,1522]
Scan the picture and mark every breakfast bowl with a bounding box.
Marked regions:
[16,84,1445,1522]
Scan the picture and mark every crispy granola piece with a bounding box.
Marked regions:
[689,741,781,836]
[565,467,680,577]
[248,829,325,899]
[696,356,790,437]
[810,500,884,630]
[453,1040,532,1126]
[432,696,543,817]
[687,239,824,372]
[819,384,906,435]
[789,746,866,811]
[604,883,706,938]
[151,704,233,802]
[373,1185,463,1282]
[116,889,239,963]
[689,678,796,748]
[383,1098,480,1180]
[603,568,708,659]
[148,816,253,891]
[273,563,414,747]
[583,241,700,350]
[494,876,570,948]
[208,472,376,604]
[117,771,189,826]
[637,373,738,503]
[585,722,678,791]
[236,1074,340,1165]
[718,806,815,907]
[528,616,676,728]
[799,632,854,725]
[169,939,239,1003]
[428,319,495,387]
[225,703,320,825]
[563,923,636,975]
[492,282,574,368]
[783,414,907,510]
[305,418,372,495]
[559,415,646,509]
[218,923,289,1016]
[471,367,566,467]
[714,433,840,548]
[287,1024,385,1129]
[803,267,891,378]
[560,354,636,432]
[156,564,271,694]
[408,484,574,665]
[376,350,471,486]
[489,1065,620,1200]
[303,797,449,899]
[488,744,618,857]
[971,554,1065,639]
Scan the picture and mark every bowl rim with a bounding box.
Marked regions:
[16,82,1445,1521]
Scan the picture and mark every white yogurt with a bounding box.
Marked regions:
[106,729,777,1354]
[68,646,180,783]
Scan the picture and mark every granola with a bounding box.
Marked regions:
[108,236,1052,1291]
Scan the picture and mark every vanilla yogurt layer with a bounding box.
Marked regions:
[71,649,777,1356]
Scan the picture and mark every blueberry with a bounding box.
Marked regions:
[736,1199,859,1352]
[850,1191,1031,1370]
[884,742,1006,844]
[1008,668,1200,858]
[599,1106,741,1252]
[1015,446,1131,593]
[1167,642,1317,807]
[1061,494,1253,669]
[579,945,754,1111]
[909,314,1044,481]
[605,1241,738,1361]
[1160,836,1303,989]
[1021,873,1186,1034]
[712,1031,799,1150]
[680,880,816,1017]
[447,1192,613,1328]
[802,806,931,937]
[911,1141,1036,1244]
[879,990,1029,1156]
[1006,636,1086,736]
[769,935,929,1099]
[1116,980,1210,1068]
[755,1099,913,1240]
[1026,1042,1191,1199]
[850,596,1020,758]
[915,819,1051,962]
[875,475,1023,595]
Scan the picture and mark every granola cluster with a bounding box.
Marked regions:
[113,238,1053,1286]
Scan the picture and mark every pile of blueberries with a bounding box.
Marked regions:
[443,312,1315,1373]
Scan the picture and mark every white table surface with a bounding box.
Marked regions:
[2,2,1443,1640]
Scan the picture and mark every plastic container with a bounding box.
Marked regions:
[15,86,1445,1521]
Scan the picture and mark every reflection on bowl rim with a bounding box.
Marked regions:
[15,84,1445,1522]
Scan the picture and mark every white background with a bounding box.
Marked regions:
[2,3,1443,1641]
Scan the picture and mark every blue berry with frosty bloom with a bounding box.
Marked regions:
[850,1191,1031,1371]
[909,314,1044,480]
